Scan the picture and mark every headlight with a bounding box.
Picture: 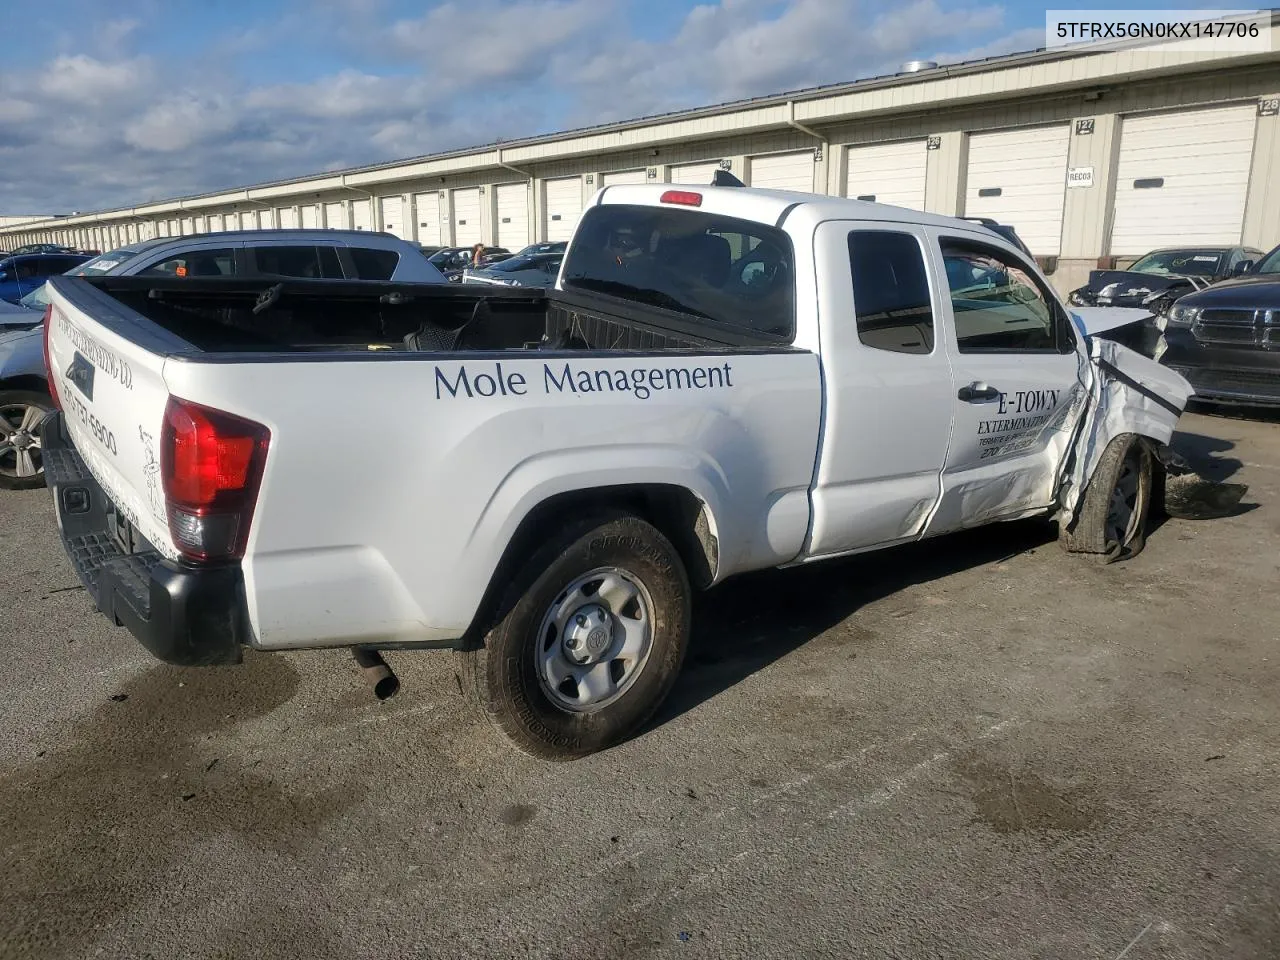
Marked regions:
[1166,304,1200,328]
[1068,290,1086,306]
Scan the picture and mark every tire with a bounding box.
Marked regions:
[1060,433,1154,562]
[0,390,54,491]
[464,512,691,760]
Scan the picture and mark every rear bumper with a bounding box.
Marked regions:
[42,411,248,665]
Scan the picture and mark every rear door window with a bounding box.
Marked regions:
[847,230,934,354]
[137,249,237,278]
[348,248,399,280]
[251,245,345,279]
[560,203,796,341]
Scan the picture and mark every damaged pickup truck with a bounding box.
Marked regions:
[38,184,1244,759]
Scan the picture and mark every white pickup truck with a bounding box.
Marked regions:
[41,184,1204,758]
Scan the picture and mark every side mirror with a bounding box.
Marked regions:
[1233,260,1254,276]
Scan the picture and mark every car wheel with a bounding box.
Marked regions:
[463,512,691,760]
[1060,433,1154,562]
[0,390,54,490]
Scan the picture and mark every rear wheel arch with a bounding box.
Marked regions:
[464,483,718,645]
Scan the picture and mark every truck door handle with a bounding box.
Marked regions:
[957,382,1000,403]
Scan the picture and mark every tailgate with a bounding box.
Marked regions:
[44,278,180,560]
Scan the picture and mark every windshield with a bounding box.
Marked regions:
[1255,246,1280,275]
[1129,249,1227,276]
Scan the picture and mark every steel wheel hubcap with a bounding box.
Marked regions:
[1105,452,1142,545]
[536,567,654,712]
[0,403,47,480]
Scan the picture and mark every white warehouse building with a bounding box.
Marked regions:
[4,25,1280,294]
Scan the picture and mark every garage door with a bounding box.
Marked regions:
[964,125,1069,256]
[601,169,647,187]
[277,207,298,229]
[749,151,815,192]
[379,196,404,237]
[452,188,482,246]
[670,161,722,185]
[323,202,345,230]
[846,140,927,210]
[495,182,529,249]
[258,210,275,230]
[180,218,194,235]
[414,193,440,245]
[544,177,583,242]
[300,205,320,229]
[351,199,373,232]
[1110,103,1257,254]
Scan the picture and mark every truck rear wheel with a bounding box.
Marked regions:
[464,512,691,760]
[1060,433,1154,562]
[0,390,54,490]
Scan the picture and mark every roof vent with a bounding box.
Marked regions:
[901,60,939,73]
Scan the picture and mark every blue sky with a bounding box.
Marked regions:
[0,0,1228,213]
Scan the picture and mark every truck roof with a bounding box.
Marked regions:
[593,183,1005,239]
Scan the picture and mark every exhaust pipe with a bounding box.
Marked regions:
[353,648,400,701]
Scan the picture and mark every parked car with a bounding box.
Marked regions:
[428,246,514,282]
[462,251,563,287]
[418,245,444,257]
[1156,242,1280,406]
[37,184,1219,759]
[0,252,93,303]
[8,243,79,256]
[0,230,445,490]
[1068,245,1263,312]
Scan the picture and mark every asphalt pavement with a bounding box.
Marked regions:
[2,409,1279,960]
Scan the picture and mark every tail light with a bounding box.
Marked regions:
[161,397,270,563]
[42,306,61,410]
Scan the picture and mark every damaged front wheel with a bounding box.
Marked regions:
[1060,433,1154,562]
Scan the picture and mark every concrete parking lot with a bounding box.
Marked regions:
[2,409,1279,960]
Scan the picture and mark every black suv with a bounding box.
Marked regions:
[1158,243,1280,405]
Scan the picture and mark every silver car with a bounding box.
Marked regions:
[1,230,445,489]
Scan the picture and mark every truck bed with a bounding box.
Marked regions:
[75,276,783,356]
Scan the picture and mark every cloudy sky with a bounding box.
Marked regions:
[0,0,1106,215]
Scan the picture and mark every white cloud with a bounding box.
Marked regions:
[0,0,1035,214]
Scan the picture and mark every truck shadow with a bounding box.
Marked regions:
[653,519,1055,729]
[1169,430,1244,481]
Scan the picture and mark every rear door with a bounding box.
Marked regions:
[805,220,956,556]
[924,230,1086,533]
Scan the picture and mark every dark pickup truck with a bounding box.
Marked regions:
[1158,243,1280,405]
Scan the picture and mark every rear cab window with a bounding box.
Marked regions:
[560,203,796,341]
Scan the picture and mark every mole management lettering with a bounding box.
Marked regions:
[434,361,734,401]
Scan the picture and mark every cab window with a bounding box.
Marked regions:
[940,240,1074,353]
[561,203,795,341]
